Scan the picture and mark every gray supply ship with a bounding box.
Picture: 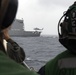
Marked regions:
[9,19,42,37]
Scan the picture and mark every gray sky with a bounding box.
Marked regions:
[16,0,75,35]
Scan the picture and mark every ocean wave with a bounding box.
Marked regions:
[25,57,46,63]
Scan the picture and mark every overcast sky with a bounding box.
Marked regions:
[16,0,76,35]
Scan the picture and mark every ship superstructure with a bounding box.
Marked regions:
[9,19,42,37]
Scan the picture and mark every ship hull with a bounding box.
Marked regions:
[9,31,41,37]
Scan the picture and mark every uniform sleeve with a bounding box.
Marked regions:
[0,51,39,75]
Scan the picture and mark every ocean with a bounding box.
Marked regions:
[11,35,66,71]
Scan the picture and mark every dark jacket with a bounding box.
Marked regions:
[6,38,25,64]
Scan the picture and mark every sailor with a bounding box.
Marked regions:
[38,1,76,75]
[0,0,39,75]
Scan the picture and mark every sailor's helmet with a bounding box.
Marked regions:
[0,0,18,30]
[58,1,76,54]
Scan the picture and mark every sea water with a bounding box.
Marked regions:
[11,35,66,71]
